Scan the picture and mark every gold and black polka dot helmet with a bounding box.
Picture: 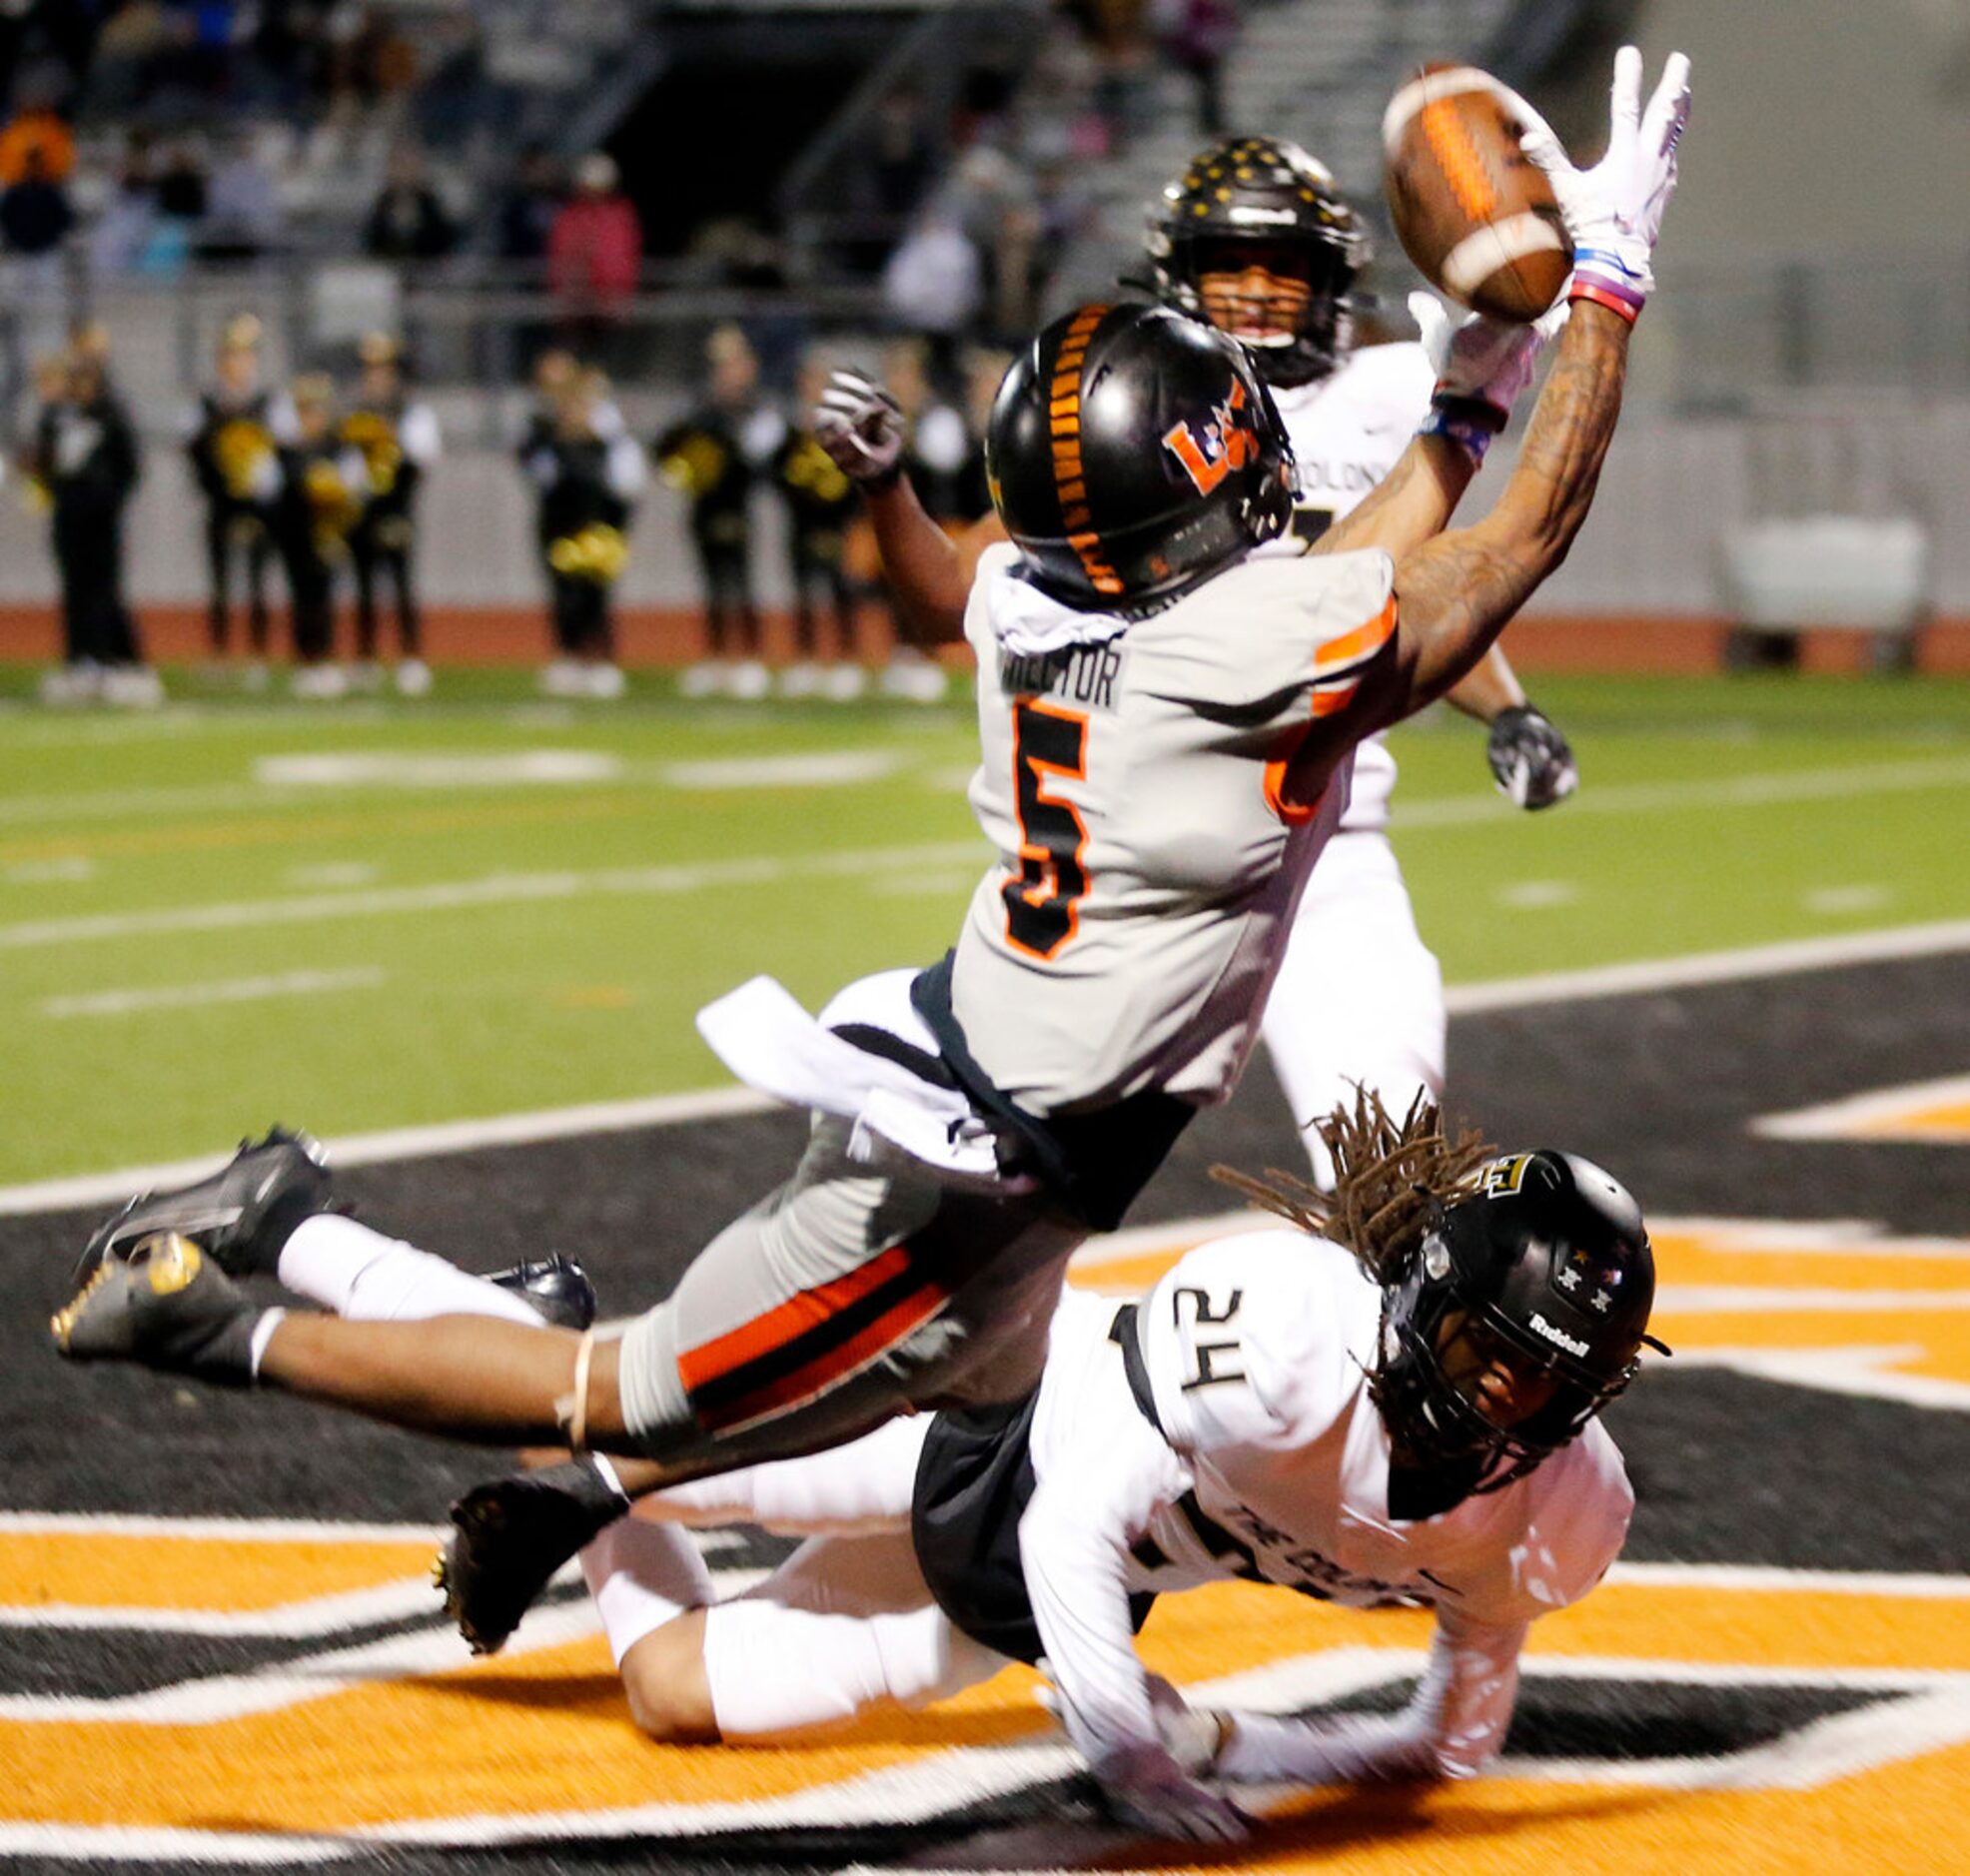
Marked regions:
[1146,136,1369,389]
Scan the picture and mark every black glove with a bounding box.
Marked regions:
[1486,703,1578,810]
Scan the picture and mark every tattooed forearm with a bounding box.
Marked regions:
[1317,433,1475,560]
[1389,304,1630,710]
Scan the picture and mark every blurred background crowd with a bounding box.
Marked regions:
[1,0,1966,700]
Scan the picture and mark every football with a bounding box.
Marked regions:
[1382,62,1571,323]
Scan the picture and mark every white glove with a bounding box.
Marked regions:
[1411,290,1569,428]
[811,368,905,486]
[1094,1741,1251,1843]
[1508,46,1691,317]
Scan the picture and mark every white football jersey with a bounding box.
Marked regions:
[1261,341,1435,834]
[1019,1230,1631,1778]
[1107,1232,1630,1619]
[953,541,1397,1115]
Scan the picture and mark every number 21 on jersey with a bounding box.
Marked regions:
[1002,698,1089,960]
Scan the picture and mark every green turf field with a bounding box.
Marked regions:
[4,665,1968,1186]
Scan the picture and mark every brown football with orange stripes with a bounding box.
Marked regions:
[1382,62,1570,323]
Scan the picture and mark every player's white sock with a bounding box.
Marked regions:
[579,1512,718,1667]
[700,1595,997,1736]
[277,1213,543,1326]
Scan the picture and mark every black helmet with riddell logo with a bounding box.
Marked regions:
[986,300,1294,616]
[1372,1150,1662,1507]
[1147,136,1369,389]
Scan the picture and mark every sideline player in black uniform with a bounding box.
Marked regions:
[656,325,767,699]
[771,354,864,698]
[185,315,281,678]
[32,330,157,706]
[342,332,440,696]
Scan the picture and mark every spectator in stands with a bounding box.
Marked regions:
[32,329,158,708]
[0,87,75,187]
[89,131,162,277]
[862,89,935,221]
[548,153,642,361]
[0,143,73,256]
[1,142,72,353]
[881,204,982,381]
[495,143,563,268]
[1162,0,1241,135]
[156,137,210,221]
[201,128,285,259]
[365,143,456,263]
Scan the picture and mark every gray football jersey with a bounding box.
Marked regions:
[951,540,1397,1114]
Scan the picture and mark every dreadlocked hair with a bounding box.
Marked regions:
[1209,1086,1494,1283]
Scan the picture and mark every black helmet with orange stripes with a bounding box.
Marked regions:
[986,301,1294,616]
[1374,1150,1664,1516]
[1147,136,1368,389]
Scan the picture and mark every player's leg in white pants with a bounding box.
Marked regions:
[275,1216,1000,1740]
[591,1415,1007,1741]
[1262,827,1447,1189]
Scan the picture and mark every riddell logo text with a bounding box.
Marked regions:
[1528,1312,1590,1357]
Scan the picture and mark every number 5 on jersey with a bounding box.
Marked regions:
[1003,699,1090,960]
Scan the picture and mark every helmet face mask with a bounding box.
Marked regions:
[987,301,1296,615]
[1373,1152,1656,1514]
[1148,138,1369,389]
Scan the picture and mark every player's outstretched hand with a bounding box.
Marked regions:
[1096,1743,1251,1843]
[1487,703,1579,810]
[811,369,905,486]
[1411,291,1569,429]
[1508,47,1691,316]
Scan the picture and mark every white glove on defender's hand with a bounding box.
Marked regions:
[1411,291,1569,427]
[811,368,905,485]
[1095,1742,1251,1843]
[1508,46,1691,316]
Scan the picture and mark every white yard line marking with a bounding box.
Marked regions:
[1393,752,1970,831]
[253,751,622,788]
[1608,1560,1970,1596]
[0,1087,778,1215]
[658,750,903,789]
[1654,1346,1970,1412]
[1496,879,1578,910]
[286,862,379,889]
[6,749,1968,834]
[40,967,384,1020]
[1656,1286,1970,1313]
[0,839,982,951]
[0,1510,445,1541]
[1754,1074,1970,1141]
[3,856,95,884]
[1443,916,1970,1014]
[1804,883,1893,915]
[6,920,1970,1215]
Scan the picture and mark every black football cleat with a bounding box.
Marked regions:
[76,1128,332,1289]
[480,1253,598,1332]
[52,1231,264,1388]
[435,1456,630,1654]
